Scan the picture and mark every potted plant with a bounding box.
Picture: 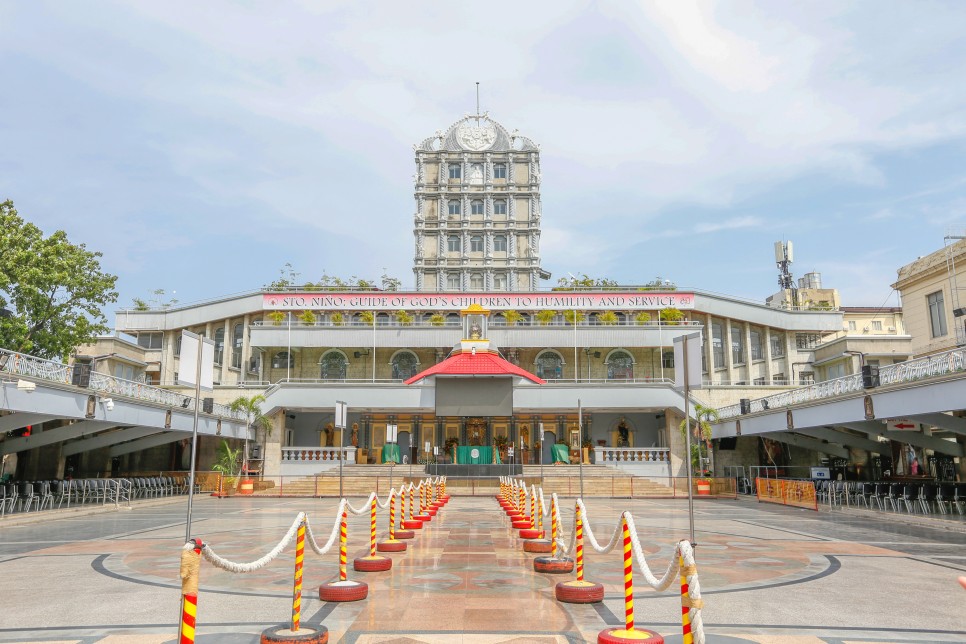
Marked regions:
[267,311,286,326]
[597,311,619,326]
[634,311,651,325]
[660,307,685,325]
[227,394,271,492]
[563,310,586,325]
[536,310,558,326]
[359,311,374,325]
[330,312,344,326]
[211,439,243,496]
[298,310,317,325]
[429,313,445,326]
[494,434,509,461]
[394,310,414,326]
[503,309,523,326]
[679,402,720,493]
[444,436,459,462]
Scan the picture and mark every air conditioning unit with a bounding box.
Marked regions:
[888,327,896,332]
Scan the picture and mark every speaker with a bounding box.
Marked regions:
[739,398,751,415]
[861,365,880,389]
[202,397,214,413]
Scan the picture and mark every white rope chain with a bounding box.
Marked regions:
[200,511,307,573]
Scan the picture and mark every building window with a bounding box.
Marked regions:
[469,235,483,252]
[494,235,507,252]
[662,350,674,369]
[493,273,507,290]
[446,274,460,290]
[213,327,225,365]
[535,351,563,380]
[448,200,460,216]
[799,371,815,385]
[320,351,347,380]
[871,320,883,331]
[928,290,947,337]
[711,322,724,369]
[750,328,763,361]
[773,372,786,385]
[731,325,745,364]
[136,332,163,350]
[796,333,821,349]
[231,323,243,369]
[471,200,484,215]
[272,351,294,369]
[376,312,390,326]
[391,351,419,380]
[446,313,460,326]
[848,320,857,331]
[174,333,182,357]
[493,199,507,215]
[493,163,506,179]
[607,350,634,380]
[770,332,785,358]
[448,163,461,179]
[470,273,484,289]
[447,235,461,252]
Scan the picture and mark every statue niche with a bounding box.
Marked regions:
[467,418,486,446]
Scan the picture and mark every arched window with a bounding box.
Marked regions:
[446,274,460,290]
[213,327,225,365]
[535,351,563,380]
[493,199,507,214]
[445,313,460,326]
[448,200,461,216]
[391,351,419,380]
[470,273,484,289]
[320,351,347,380]
[471,200,484,215]
[493,235,507,252]
[376,312,391,326]
[272,351,294,369]
[470,235,483,252]
[447,235,461,252]
[231,324,244,369]
[493,273,507,290]
[607,350,634,380]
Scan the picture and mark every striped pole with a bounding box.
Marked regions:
[389,491,396,539]
[575,502,584,581]
[551,496,558,558]
[518,486,524,512]
[680,554,693,644]
[537,493,544,532]
[530,487,536,524]
[407,484,413,520]
[622,515,635,631]
[179,538,203,644]
[369,496,377,557]
[291,520,305,632]
[339,508,348,582]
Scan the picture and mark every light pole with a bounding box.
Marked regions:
[578,399,584,499]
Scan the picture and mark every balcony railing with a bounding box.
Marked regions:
[0,348,246,421]
[717,346,966,419]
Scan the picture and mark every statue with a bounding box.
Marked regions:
[324,423,334,447]
[470,322,482,339]
[617,417,629,447]
[351,422,359,447]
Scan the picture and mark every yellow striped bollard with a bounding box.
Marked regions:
[319,507,369,602]
[179,539,202,644]
[355,495,392,571]
[533,494,574,573]
[555,502,603,602]
[262,521,329,642]
[292,519,305,629]
[378,489,408,551]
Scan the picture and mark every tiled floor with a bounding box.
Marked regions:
[1,493,965,642]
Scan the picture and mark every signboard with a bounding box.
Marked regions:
[334,401,348,430]
[673,332,703,390]
[262,291,695,312]
[810,467,831,480]
[887,419,920,432]
[386,424,397,443]
[178,331,215,391]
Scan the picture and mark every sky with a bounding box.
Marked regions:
[2,1,965,317]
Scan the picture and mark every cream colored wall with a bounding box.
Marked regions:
[514,198,529,220]
[899,274,956,356]
[513,163,529,184]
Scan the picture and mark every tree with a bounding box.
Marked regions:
[554,274,619,290]
[678,402,720,476]
[228,394,272,471]
[0,200,118,359]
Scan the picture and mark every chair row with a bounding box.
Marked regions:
[1,475,194,517]
[816,479,966,515]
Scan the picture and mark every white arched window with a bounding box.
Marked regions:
[320,351,347,380]
[535,351,564,380]
[470,273,484,290]
[391,351,420,380]
[607,349,634,380]
[272,351,294,369]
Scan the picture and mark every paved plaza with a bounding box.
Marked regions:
[1,492,965,643]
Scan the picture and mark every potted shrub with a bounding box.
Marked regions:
[494,434,509,461]
[563,310,586,325]
[330,312,345,326]
[503,309,523,326]
[359,311,374,325]
[267,311,286,326]
[535,310,558,326]
[660,307,685,325]
[634,311,651,325]
[598,311,619,325]
[444,436,459,462]
[211,439,243,496]
[429,313,445,327]
[394,310,414,326]
[297,310,317,325]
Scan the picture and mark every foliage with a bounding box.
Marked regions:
[563,309,586,325]
[429,313,445,326]
[554,274,619,290]
[494,434,508,448]
[359,311,374,325]
[502,309,524,325]
[444,436,459,453]
[582,438,593,448]
[264,263,402,292]
[678,403,719,445]
[535,310,558,326]
[555,436,568,445]
[0,200,118,359]
[381,272,402,291]
[639,276,677,291]
[394,310,414,326]
[634,311,651,324]
[228,394,272,437]
[132,297,150,311]
[330,312,344,326]
[659,307,684,325]
[267,311,286,326]
[211,439,243,479]
[597,311,619,325]
[297,310,317,325]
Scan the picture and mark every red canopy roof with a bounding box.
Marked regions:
[404,350,545,385]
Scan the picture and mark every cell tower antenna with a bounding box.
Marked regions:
[774,240,794,290]
[475,82,481,125]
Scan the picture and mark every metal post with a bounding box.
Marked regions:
[578,398,584,499]
[683,340,695,544]
[539,422,544,484]
[184,337,203,543]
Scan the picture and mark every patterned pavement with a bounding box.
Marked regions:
[1,491,965,643]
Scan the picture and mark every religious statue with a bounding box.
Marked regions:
[470,322,482,339]
[617,417,629,447]
[351,422,359,447]
[324,422,334,447]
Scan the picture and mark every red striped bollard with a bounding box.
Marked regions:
[534,495,574,573]
[378,490,407,552]
[414,482,431,522]
[319,508,368,602]
[597,515,663,644]
[355,496,391,571]
[680,552,702,644]
[555,502,603,603]
[403,484,423,530]
[260,518,329,642]
[520,487,542,538]
[179,539,202,644]
[524,492,552,553]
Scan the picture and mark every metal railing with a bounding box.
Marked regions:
[0,349,246,421]
[717,346,966,419]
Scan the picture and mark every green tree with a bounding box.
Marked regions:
[678,403,720,476]
[228,394,272,474]
[0,200,118,359]
[554,274,619,290]
[563,309,586,325]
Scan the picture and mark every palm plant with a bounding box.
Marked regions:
[678,402,720,477]
[211,439,243,489]
[229,394,271,474]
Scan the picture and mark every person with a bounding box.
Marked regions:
[911,457,920,475]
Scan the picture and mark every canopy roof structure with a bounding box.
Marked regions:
[404,349,545,385]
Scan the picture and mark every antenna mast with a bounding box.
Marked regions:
[475,82,481,125]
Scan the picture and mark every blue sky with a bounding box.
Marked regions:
[2,1,965,316]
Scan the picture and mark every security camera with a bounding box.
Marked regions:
[102,398,114,411]
[16,379,36,393]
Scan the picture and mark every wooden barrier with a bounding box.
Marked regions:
[756,478,817,511]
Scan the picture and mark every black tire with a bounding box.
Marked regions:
[260,624,328,643]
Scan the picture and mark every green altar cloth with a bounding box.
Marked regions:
[381,443,402,464]
[455,446,501,464]
[551,444,571,464]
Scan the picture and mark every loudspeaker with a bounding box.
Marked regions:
[202,397,214,413]
[861,365,880,389]
[739,398,751,415]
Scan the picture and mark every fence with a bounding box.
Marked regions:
[755,478,818,510]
